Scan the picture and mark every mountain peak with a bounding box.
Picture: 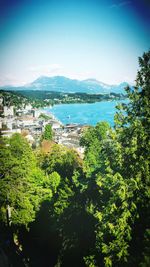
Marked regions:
[83,78,100,83]
[2,75,130,94]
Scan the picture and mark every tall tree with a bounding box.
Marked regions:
[42,124,53,141]
[0,134,52,226]
[114,50,150,266]
[80,51,150,267]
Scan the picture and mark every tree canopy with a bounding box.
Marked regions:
[42,124,53,141]
[0,134,53,226]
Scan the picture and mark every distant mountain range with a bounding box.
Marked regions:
[1,76,130,94]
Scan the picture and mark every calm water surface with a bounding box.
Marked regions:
[44,100,127,127]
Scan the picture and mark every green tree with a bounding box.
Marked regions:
[80,121,110,175]
[113,51,150,266]
[80,51,150,267]
[0,134,52,226]
[42,124,53,140]
[38,143,83,179]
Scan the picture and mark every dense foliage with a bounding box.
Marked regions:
[0,134,52,226]
[0,51,149,266]
[41,124,53,141]
[0,90,29,113]
[0,89,126,109]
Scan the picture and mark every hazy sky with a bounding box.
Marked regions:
[0,0,150,86]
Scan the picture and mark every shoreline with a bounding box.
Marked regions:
[40,107,64,126]
[40,99,128,127]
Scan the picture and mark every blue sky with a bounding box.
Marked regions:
[0,0,150,86]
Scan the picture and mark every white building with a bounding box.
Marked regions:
[25,134,34,143]
[25,104,32,111]
[1,128,21,137]
[0,98,3,105]
[32,109,41,118]
[51,121,62,130]
[5,119,13,130]
[0,119,2,129]
[3,106,14,117]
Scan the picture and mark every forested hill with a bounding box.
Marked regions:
[0,51,150,267]
[0,89,126,108]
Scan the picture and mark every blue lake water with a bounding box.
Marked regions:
[44,100,127,127]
